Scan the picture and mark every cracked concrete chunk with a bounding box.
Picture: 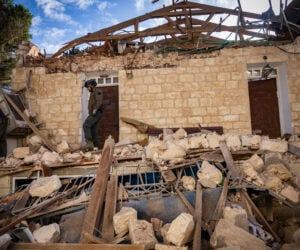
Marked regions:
[129,219,158,249]
[166,212,194,247]
[113,206,137,236]
[33,223,60,243]
[29,175,62,197]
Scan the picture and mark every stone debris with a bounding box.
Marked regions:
[33,223,60,243]
[113,207,138,236]
[210,218,270,250]
[0,128,300,249]
[12,147,30,159]
[197,160,223,188]
[166,213,194,247]
[29,175,62,197]
[129,219,158,249]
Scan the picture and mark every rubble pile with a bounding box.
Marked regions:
[0,129,300,249]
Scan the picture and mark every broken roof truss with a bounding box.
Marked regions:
[52,0,298,58]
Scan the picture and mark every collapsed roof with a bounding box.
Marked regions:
[51,0,300,58]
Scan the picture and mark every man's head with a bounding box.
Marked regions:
[84,79,97,91]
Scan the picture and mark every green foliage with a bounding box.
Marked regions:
[0,0,32,86]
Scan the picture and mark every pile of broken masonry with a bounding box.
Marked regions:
[0,128,300,250]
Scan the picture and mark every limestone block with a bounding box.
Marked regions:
[223,206,249,232]
[260,139,288,153]
[166,213,194,246]
[206,133,224,149]
[160,142,186,160]
[189,134,209,149]
[197,161,223,188]
[241,135,252,147]
[28,135,43,152]
[56,140,70,154]
[59,210,85,243]
[181,176,195,191]
[292,228,300,245]
[246,154,264,173]
[24,153,41,165]
[40,151,62,166]
[174,138,190,151]
[250,135,261,149]
[210,219,269,250]
[129,219,157,250]
[0,233,12,250]
[145,139,167,159]
[29,175,62,197]
[242,161,265,186]
[13,147,30,159]
[33,223,60,243]
[173,128,187,139]
[263,176,283,190]
[63,152,82,163]
[225,134,241,151]
[280,185,299,203]
[160,223,171,244]
[264,163,292,181]
[241,135,260,148]
[155,243,188,250]
[113,207,137,236]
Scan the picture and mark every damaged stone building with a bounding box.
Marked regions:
[0,0,300,249]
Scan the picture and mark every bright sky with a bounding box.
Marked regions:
[14,0,292,54]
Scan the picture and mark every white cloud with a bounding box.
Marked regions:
[135,0,146,12]
[45,27,68,40]
[97,1,117,11]
[36,0,74,24]
[31,16,42,26]
[62,0,95,10]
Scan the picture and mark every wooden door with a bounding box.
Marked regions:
[97,86,119,148]
[248,78,281,138]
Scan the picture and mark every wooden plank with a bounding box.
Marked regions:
[175,187,195,214]
[193,181,203,250]
[207,174,230,236]
[12,188,30,213]
[219,141,240,178]
[102,175,118,242]
[8,243,144,250]
[80,137,115,243]
[240,189,280,242]
[0,186,77,235]
[4,94,57,152]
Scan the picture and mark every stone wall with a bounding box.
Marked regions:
[11,39,300,147]
[12,67,83,148]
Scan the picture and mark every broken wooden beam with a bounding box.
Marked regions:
[219,141,240,179]
[193,181,203,250]
[4,94,57,152]
[121,117,157,134]
[80,137,115,243]
[102,175,118,242]
[240,189,281,242]
[8,243,144,250]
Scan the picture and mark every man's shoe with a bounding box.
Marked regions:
[84,140,94,151]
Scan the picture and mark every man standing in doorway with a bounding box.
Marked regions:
[0,107,8,158]
[83,79,103,150]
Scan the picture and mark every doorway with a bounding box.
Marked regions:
[97,85,119,148]
[248,78,281,138]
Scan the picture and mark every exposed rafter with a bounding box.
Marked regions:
[51,0,297,58]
